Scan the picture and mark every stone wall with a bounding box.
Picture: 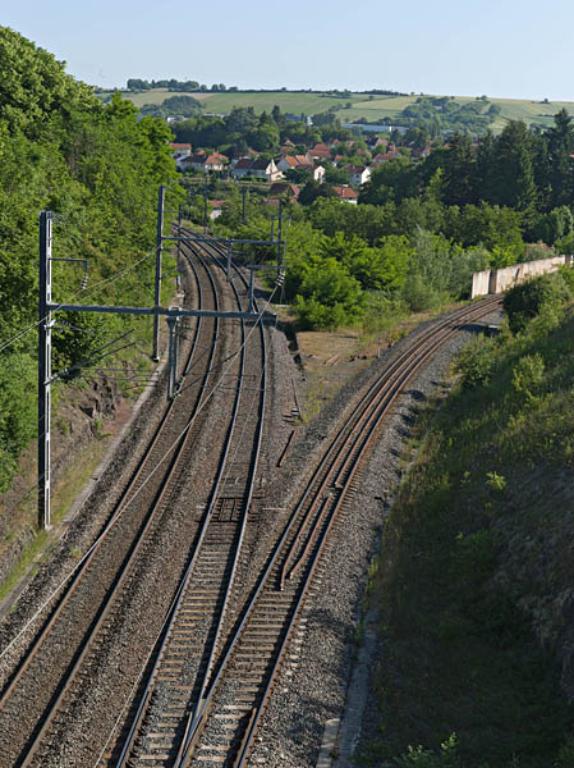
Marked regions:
[471,256,571,298]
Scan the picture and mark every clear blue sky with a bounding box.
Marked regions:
[4,0,574,100]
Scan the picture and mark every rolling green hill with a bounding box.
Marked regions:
[101,88,574,131]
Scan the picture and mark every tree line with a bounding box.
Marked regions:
[361,112,574,247]
[127,79,233,92]
[0,27,178,491]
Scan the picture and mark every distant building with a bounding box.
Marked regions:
[346,165,372,187]
[231,158,283,183]
[208,199,225,220]
[170,142,192,170]
[411,145,432,160]
[186,151,229,173]
[371,145,401,165]
[269,182,301,201]
[342,122,409,135]
[280,139,297,154]
[313,165,326,184]
[333,185,359,204]
[309,142,331,161]
[276,154,313,173]
[284,113,313,126]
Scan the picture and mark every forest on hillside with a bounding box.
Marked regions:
[0,26,179,491]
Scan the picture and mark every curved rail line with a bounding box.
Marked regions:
[176,294,502,767]
[106,233,268,767]
[0,241,223,766]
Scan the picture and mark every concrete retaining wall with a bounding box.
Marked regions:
[471,255,571,298]
[471,269,491,298]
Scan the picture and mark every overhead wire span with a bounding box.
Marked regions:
[0,249,154,355]
[0,273,278,666]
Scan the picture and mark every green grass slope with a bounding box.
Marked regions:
[362,272,574,767]
[102,89,574,130]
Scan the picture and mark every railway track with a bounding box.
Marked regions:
[170,294,502,768]
[105,234,268,767]
[0,239,231,766]
[0,226,500,768]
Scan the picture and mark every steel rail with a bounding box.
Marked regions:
[277,295,501,590]
[178,295,501,766]
[4,242,222,768]
[281,297,500,585]
[176,237,268,761]
[111,232,267,768]
[0,242,210,710]
[112,235,249,766]
[233,297,503,767]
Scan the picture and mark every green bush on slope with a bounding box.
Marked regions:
[364,272,574,767]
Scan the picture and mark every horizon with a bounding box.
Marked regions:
[3,0,574,102]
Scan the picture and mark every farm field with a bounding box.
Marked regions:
[102,88,574,129]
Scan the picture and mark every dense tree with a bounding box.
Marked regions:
[442,133,476,206]
[0,27,179,491]
[546,109,574,207]
[490,121,537,214]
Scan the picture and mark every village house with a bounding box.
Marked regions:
[231,157,284,183]
[313,165,326,184]
[280,139,297,154]
[208,200,225,220]
[169,143,192,170]
[332,185,358,204]
[276,153,313,173]
[276,154,326,184]
[374,137,389,149]
[411,145,432,160]
[185,151,228,173]
[268,182,301,201]
[309,142,331,161]
[371,144,401,165]
[347,165,372,187]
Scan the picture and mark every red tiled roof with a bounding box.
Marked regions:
[205,152,228,164]
[333,185,358,200]
[170,143,192,150]
[310,143,331,157]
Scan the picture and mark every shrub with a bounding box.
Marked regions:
[402,272,442,312]
[0,353,36,491]
[503,273,572,333]
[395,734,461,768]
[486,471,507,492]
[455,336,496,389]
[293,255,364,329]
[512,353,545,402]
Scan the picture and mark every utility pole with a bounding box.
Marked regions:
[167,314,180,399]
[153,185,166,361]
[277,199,283,270]
[176,204,183,293]
[203,178,209,234]
[38,211,53,530]
[241,186,247,224]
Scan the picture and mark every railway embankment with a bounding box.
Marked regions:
[358,270,574,766]
[0,341,169,611]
